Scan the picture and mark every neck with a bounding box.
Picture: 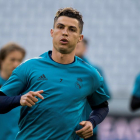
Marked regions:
[52,48,75,64]
[0,70,10,80]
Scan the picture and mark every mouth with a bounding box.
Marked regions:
[60,38,68,44]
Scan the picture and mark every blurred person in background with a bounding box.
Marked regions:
[0,42,26,140]
[76,38,111,140]
[130,73,140,111]
[76,38,110,97]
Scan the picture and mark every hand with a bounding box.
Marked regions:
[76,121,93,139]
[20,90,44,107]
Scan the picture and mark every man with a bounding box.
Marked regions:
[0,8,110,140]
[0,42,26,140]
[76,39,111,140]
[130,73,140,111]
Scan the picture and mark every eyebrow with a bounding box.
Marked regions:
[56,23,77,30]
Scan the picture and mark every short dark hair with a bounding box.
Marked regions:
[54,7,84,34]
[0,42,26,67]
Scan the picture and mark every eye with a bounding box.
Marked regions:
[70,28,76,32]
[10,58,16,62]
[57,25,63,29]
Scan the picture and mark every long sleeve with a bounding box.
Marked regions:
[87,101,109,128]
[0,91,21,114]
[130,95,140,111]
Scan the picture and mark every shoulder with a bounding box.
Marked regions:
[76,56,101,78]
[13,54,46,74]
[17,57,42,68]
[135,73,140,82]
[17,52,48,69]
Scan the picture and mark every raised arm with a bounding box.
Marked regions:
[0,90,44,114]
[0,91,21,114]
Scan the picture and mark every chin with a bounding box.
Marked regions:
[59,49,69,54]
[55,45,73,54]
[57,46,69,54]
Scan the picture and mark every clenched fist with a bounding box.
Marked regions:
[76,121,93,139]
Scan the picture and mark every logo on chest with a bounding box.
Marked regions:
[75,78,83,89]
[37,74,48,81]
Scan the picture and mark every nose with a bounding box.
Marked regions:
[62,28,68,36]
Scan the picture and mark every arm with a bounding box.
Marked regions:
[87,101,109,128]
[75,68,110,139]
[130,74,140,111]
[0,60,44,114]
[0,91,21,114]
[130,95,140,111]
[0,91,44,114]
[76,101,109,139]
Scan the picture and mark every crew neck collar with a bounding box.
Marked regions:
[46,51,78,68]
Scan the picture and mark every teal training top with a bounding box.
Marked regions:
[0,75,20,140]
[132,73,140,98]
[0,51,109,140]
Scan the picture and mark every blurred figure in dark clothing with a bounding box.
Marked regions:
[130,73,140,111]
[76,38,110,97]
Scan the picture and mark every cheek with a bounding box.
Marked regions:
[5,59,14,68]
[72,35,80,42]
[53,34,60,44]
[7,59,13,65]
[2,59,9,66]
[1,61,10,70]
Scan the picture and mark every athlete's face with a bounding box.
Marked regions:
[51,16,83,54]
[1,51,24,77]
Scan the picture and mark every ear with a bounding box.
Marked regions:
[50,29,54,37]
[78,34,84,43]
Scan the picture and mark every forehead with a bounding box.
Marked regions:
[55,16,80,28]
[6,50,23,58]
